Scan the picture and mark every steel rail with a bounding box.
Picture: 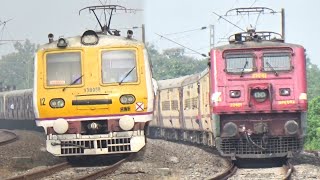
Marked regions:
[75,158,127,180]
[283,161,293,180]
[209,159,237,180]
[6,162,70,180]
[0,130,18,146]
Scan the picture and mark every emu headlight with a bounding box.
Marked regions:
[120,94,136,104]
[230,90,241,98]
[280,88,291,96]
[57,37,68,48]
[49,98,65,108]
[253,90,268,102]
[53,118,69,134]
[81,30,99,45]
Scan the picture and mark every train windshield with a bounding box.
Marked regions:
[263,53,291,71]
[101,50,137,84]
[46,52,82,86]
[225,54,254,73]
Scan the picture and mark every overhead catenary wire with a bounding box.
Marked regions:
[163,26,208,36]
[156,33,207,58]
[215,0,259,45]
[212,11,245,32]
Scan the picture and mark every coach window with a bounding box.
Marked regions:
[262,53,291,72]
[225,54,255,73]
[46,52,82,86]
[101,50,137,84]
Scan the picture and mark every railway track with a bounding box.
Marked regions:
[209,159,237,180]
[0,129,18,146]
[226,159,294,180]
[283,161,294,180]
[303,150,320,157]
[6,157,127,180]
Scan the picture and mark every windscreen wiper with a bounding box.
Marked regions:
[240,61,248,77]
[63,75,84,91]
[266,62,278,76]
[119,66,136,85]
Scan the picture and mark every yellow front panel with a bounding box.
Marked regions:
[35,45,148,119]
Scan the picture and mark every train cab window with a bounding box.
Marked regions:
[225,54,255,73]
[102,50,137,84]
[262,53,291,71]
[46,52,82,86]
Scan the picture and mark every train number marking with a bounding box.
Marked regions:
[252,73,267,78]
[230,103,243,108]
[40,98,46,106]
[278,100,296,105]
[84,87,101,93]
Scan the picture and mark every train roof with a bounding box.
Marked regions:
[181,73,200,86]
[38,33,145,51]
[157,75,191,90]
[214,40,304,51]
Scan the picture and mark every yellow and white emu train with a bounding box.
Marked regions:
[32,30,154,156]
[0,29,155,157]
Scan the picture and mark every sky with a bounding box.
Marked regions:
[1,0,319,65]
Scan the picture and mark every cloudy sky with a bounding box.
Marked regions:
[1,0,319,65]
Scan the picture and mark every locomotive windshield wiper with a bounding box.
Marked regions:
[266,62,278,76]
[119,66,136,85]
[63,75,84,91]
[240,61,248,77]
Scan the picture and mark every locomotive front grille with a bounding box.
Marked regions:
[219,137,302,157]
[60,138,131,155]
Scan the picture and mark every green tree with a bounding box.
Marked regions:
[0,40,36,89]
[147,44,207,80]
[306,57,320,100]
[305,96,320,150]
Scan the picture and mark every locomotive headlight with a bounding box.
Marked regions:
[284,120,299,135]
[223,122,238,137]
[81,30,99,45]
[280,88,291,96]
[253,90,268,102]
[230,90,241,98]
[50,98,65,108]
[57,37,68,48]
[120,94,136,104]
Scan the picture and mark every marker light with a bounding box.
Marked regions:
[50,98,65,108]
[280,88,291,96]
[230,90,241,98]
[120,94,136,104]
